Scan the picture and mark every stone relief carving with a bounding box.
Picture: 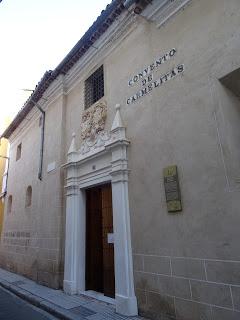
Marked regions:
[81,101,107,140]
[79,131,111,155]
[81,110,92,140]
[92,102,107,134]
[80,103,125,157]
[68,104,125,160]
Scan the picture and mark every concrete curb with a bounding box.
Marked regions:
[0,279,79,320]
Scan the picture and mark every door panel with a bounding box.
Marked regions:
[85,187,103,293]
[85,184,115,298]
[102,184,115,298]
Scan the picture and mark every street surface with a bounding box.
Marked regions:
[0,286,58,320]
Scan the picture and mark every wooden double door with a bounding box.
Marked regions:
[85,184,115,298]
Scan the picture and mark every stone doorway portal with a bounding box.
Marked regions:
[63,105,137,316]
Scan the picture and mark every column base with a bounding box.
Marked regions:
[115,294,138,316]
[63,280,77,295]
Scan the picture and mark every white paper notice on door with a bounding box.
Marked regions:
[107,233,114,244]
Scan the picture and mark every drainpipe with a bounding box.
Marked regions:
[31,100,45,181]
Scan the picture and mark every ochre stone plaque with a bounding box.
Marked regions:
[163,165,182,213]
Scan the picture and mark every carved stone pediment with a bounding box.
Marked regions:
[68,104,127,163]
[81,101,107,140]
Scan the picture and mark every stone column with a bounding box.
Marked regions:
[63,184,79,295]
[108,105,138,316]
[63,134,86,294]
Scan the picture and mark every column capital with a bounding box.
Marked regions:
[65,184,79,197]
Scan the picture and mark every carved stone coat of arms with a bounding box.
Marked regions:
[81,101,107,140]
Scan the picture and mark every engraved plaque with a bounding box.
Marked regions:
[163,165,182,213]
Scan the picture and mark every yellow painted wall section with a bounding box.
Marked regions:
[0,138,8,237]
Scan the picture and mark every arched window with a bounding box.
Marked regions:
[7,195,12,214]
[25,186,32,207]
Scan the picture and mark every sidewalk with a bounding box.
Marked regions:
[0,268,146,320]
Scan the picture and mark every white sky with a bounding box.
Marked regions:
[0,0,111,134]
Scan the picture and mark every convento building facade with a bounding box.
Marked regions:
[1,0,240,319]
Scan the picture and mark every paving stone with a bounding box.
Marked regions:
[0,267,148,320]
[44,292,84,309]
[11,280,26,286]
[70,305,96,317]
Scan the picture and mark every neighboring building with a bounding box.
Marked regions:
[0,137,9,237]
[1,0,240,319]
